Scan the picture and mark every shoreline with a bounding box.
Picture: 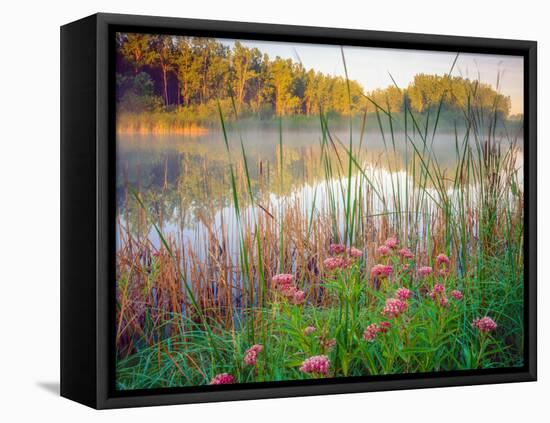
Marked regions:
[116,126,210,136]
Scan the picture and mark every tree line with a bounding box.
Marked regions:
[116,33,512,120]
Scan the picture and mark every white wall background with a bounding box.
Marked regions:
[0,0,545,421]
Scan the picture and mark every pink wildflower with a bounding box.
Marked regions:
[272,274,305,305]
[450,290,463,300]
[347,247,363,258]
[251,344,263,353]
[384,236,399,249]
[363,323,379,342]
[300,355,330,375]
[321,338,337,351]
[382,298,408,318]
[436,253,450,267]
[433,283,445,294]
[418,266,433,277]
[323,257,347,271]
[363,321,392,341]
[304,326,316,336]
[329,243,346,254]
[280,284,297,298]
[371,264,393,278]
[472,316,497,333]
[243,351,258,366]
[210,373,235,385]
[396,287,412,301]
[428,283,448,306]
[398,247,414,260]
[272,273,293,287]
[378,321,392,333]
[291,290,306,305]
[376,245,391,256]
[243,344,263,366]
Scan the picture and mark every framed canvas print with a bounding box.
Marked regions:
[60,13,537,409]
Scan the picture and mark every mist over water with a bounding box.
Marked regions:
[116,125,523,259]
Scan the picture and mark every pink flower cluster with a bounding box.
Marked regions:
[436,253,450,266]
[379,284,413,320]
[363,323,380,342]
[415,254,451,279]
[398,247,414,260]
[347,246,363,258]
[450,289,463,300]
[323,257,351,271]
[244,344,263,366]
[271,273,305,305]
[395,287,412,301]
[428,283,448,307]
[428,284,463,306]
[418,266,433,277]
[432,283,445,294]
[436,253,451,276]
[272,273,293,287]
[376,245,391,256]
[371,264,393,279]
[382,297,408,318]
[329,243,363,258]
[209,373,235,385]
[281,285,306,305]
[325,244,363,270]
[303,326,316,336]
[329,243,346,254]
[375,237,399,257]
[384,236,399,249]
[292,290,306,304]
[321,338,337,351]
[472,316,497,333]
[363,321,392,342]
[300,355,330,375]
[378,321,392,333]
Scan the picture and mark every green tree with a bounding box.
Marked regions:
[174,37,201,106]
[206,42,231,103]
[150,35,176,106]
[231,42,261,112]
[116,72,161,112]
[270,58,301,116]
[369,85,404,113]
[116,32,512,121]
[118,33,153,74]
[191,38,220,103]
[250,53,274,117]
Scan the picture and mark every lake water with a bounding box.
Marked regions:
[116,125,523,258]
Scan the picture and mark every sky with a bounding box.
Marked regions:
[221,38,524,115]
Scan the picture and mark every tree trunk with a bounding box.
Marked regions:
[183,80,188,106]
[162,65,169,106]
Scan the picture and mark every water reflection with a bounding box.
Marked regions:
[116,125,523,258]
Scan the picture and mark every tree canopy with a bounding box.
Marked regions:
[116,33,512,121]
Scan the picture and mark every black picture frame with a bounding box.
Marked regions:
[61,12,537,409]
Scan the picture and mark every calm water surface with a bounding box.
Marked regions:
[116,125,523,254]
